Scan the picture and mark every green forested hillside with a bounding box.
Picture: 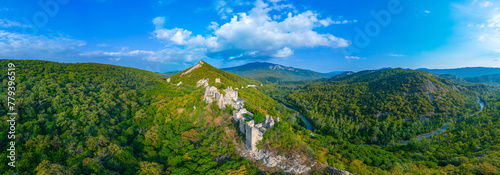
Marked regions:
[0,60,263,174]
[267,68,485,145]
[465,74,500,86]
[0,60,314,174]
[168,60,260,88]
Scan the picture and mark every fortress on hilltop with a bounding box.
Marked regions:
[203,83,277,151]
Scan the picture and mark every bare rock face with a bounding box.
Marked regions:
[196,78,209,87]
[327,167,354,175]
[239,149,313,174]
[167,78,171,83]
[176,81,183,86]
[215,78,221,83]
[181,60,203,76]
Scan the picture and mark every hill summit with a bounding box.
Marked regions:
[168,60,260,88]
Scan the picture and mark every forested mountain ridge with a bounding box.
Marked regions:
[418,67,500,78]
[464,74,500,86]
[168,60,261,88]
[221,62,329,83]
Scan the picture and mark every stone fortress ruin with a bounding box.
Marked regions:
[203,83,277,151]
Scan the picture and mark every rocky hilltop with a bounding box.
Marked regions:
[168,60,260,88]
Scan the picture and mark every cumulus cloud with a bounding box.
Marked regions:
[149,0,349,63]
[80,49,154,57]
[0,30,86,58]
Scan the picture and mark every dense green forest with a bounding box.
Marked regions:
[2,60,500,174]
[0,60,312,174]
[0,60,263,174]
[265,68,487,145]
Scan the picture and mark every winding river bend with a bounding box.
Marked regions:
[281,98,485,143]
[397,97,485,145]
[283,105,313,131]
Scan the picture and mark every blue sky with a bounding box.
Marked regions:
[0,0,499,73]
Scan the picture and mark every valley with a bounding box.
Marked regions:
[283,105,313,131]
[397,97,485,145]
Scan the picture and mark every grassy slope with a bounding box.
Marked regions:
[168,61,261,88]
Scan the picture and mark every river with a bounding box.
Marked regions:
[283,105,313,131]
[397,97,485,145]
[280,98,484,144]
[479,98,485,113]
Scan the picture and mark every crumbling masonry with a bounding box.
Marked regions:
[203,83,277,151]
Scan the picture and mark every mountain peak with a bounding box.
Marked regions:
[169,60,259,87]
[181,60,205,76]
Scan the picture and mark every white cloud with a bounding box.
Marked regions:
[149,0,349,63]
[345,56,364,59]
[482,1,493,7]
[0,19,26,28]
[207,21,219,30]
[152,17,166,29]
[109,57,121,61]
[154,28,193,45]
[413,0,500,68]
[214,0,252,19]
[425,10,431,13]
[0,30,86,58]
[144,47,207,63]
[80,49,154,57]
[487,14,500,27]
[388,54,405,57]
[272,47,293,57]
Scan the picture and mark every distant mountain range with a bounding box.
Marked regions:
[221,62,335,83]
[417,67,500,78]
[464,74,500,86]
[163,62,346,83]
[162,63,500,85]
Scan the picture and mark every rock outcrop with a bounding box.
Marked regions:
[239,148,313,174]
[203,84,318,174]
[196,78,209,87]
[181,60,203,76]
[327,167,354,175]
